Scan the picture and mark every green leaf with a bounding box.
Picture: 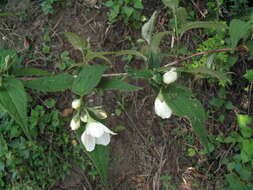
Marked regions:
[0,77,28,135]
[87,145,109,187]
[229,19,251,48]
[23,74,73,92]
[151,31,173,54]
[122,6,134,18]
[72,65,107,95]
[0,50,21,72]
[86,51,113,64]
[12,67,51,77]
[104,0,114,7]
[98,78,141,91]
[185,67,231,85]
[162,0,179,10]
[246,40,253,58]
[115,50,147,62]
[242,139,253,157]
[141,11,157,44]
[162,84,210,150]
[133,0,143,9]
[237,114,253,138]
[179,21,227,38]
[244,69,253,82]
[127,68,153,79]
[176,7,188,25]
[64,32,88,52]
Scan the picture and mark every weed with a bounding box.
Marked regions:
[104,0,145,28]
[0,104,85,189]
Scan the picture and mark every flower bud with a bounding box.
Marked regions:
[163,67,178,84]
[93,109,107,119]
[72,99,81,110]
[154,95,172,119]
[80,112,88,123]
[70,114,80,130]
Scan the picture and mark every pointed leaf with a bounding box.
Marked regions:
[23,74,73,92]
[162,84,210,150]
[64,32,88,52]
[116,50,147,62]
[162,0,178,10]
[142,11,157,44]
[12,67,51,77]
[0,77,27,130]
[244,69,253,82]
[87,145,109,187]
[185,67,231,85]
[72,65,107,95]
[179,21,227,38]
[229,19,251,48]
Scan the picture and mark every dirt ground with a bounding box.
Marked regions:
[1,1,252,190]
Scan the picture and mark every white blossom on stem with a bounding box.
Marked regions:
[81,121,116,152]
[154,95,172,119]
[72,99,81,110]
[163,67,178,84]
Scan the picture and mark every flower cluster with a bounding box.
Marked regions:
[70,99,116,152]
[154,68,178,119]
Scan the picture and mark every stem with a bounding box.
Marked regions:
[18,46,247,81]
[174,9,179,41]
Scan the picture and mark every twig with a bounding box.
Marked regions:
[190,0,206,18]
[163,46,247,67]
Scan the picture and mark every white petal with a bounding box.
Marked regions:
[154,97,172,119]
[96,133,111,146]
[70,115,80,130]
[72,99,81,109]
[86,122,105,138]
[163,70,178,84]
[101,125,117,135]
[81,131,96,152]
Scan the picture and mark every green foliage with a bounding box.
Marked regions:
[179,21,227,38]
[0,77,29,139]
[23,73,73,92]
[244,69,253,82]
[64,32,88,53]
[218,115,253,190]
[41,0,59,15]
[209,87,234,122]
[72,65,107,96]
[104,0,144,28]
[87,146,109,187]
[0,105,85,189]
[162,84,210,151]
[162,0,179,10]
[229,19,251,48]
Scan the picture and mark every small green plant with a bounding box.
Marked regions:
[41,0,58,15]
[210,87,234,122]
[218,114,253,190]
[104,0,144,28]
[0,104,85,189]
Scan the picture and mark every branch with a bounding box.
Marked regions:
[163,46,247,67]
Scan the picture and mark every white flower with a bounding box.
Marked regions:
[70,114,81,130]
[154,96,172,119]
[72,99,81,110]
[81,121,116,152]
[163,67,178,84]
